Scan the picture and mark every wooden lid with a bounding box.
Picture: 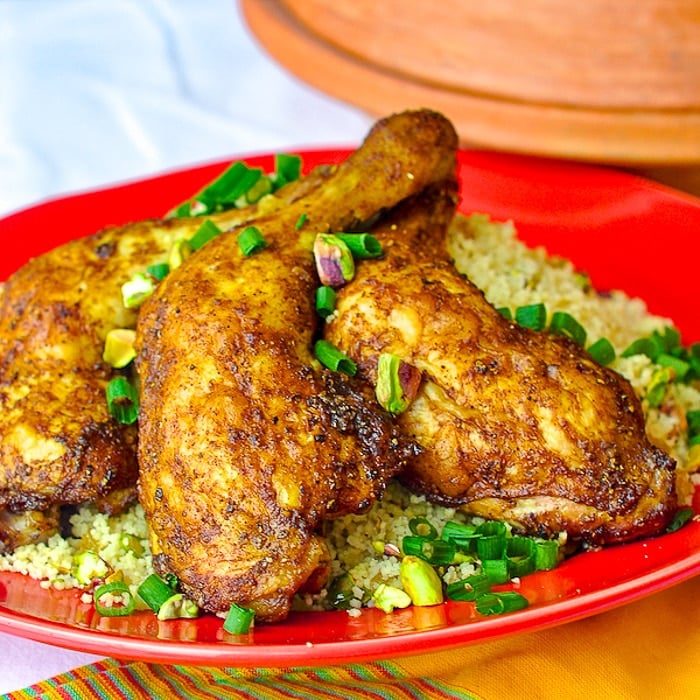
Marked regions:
[242,0,700,165]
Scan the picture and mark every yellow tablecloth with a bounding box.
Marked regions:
[5,576,698,699]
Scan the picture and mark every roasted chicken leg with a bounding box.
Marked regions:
[326,191,677,546]
[0,161,335,552]
[135,110,458,620]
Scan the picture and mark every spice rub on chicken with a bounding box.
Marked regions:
[0,157,336,554]
[135,109,459,621]
[325,184,678,547]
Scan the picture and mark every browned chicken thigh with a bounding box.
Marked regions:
[0,162,335,553]
[135,110,459,621]
[326,193,677,547]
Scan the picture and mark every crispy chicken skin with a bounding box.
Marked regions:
[0,165,335,553]
[326,192,677,546]
[135,110,458,621]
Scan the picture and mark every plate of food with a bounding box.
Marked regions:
[0,110,698,667]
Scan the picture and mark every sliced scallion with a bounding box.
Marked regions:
[334,232,383,259]
[295,213,308,231]
[496,307,513,321]
[645,366,673,408]
[666,507,694,533]
[408,517,438,540]
[621,337,659,361]
[93,581,135,617]
[687,409,700,437]
[402,536,456,565]
[440,521,479,548]
[534,539,560,570]
[475,591,529,616]
[146,262,170,281]
[481,558,510,584]
[314,340,357,376]
[515,303,547,331]
[549,311,587,346]
[587,337,616,366]
[315,286,337,319]
[657,353,690,381]
[475,521,507,560]
[223,601,255,634]
[188,219,222,251]
[445,574,491,602]
[137,573,178,613]
[106,376,139,425]
[506,537,536,577]
[237,226,267,256]
[273,153,302,186]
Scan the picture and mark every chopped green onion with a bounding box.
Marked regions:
[481,558,510,584]
[666,508,694,533]
[170,161,263,217]
[475,591,529,616]
[408,517,438,540]
[587,337,616,366]
[106,376,139,425]
[496,307,513,320]
[223,601,255,634]
[314,340,357,376]
[188,219,222,251]
[146,262,170,281]
[327,573,357,610]
[476,535,507,561]
[440,521,479,548]
[534,539,560,570]
[237,226,267,256]
[645,366,673,408]
[295,213,308,230]
[137,573,178,613]
[402,536,456,565]
[687,410,700,437]
[236,174,273,206]
[375,352,422,415]
[506,537,536,577]
[273,153,302,186]
[515,303,547,331]
[168,154,302,218]
[446,574,492,602]
[121,272,155,309]
[315,286,337,318]
[334,233,383,259]
[548,310,587,346]
[621,337,660,361]
[657,353,690,381]
[93,581,136,617]
[475,521,507,560]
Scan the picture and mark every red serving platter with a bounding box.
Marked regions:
[0,149,699,666]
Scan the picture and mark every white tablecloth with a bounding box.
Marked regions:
[0,0,371,693]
